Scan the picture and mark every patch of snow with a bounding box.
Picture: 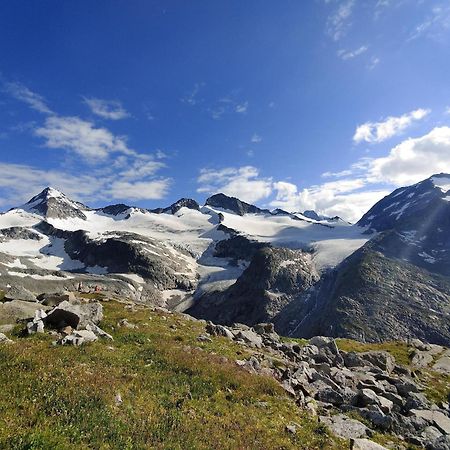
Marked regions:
[311,238,369,271]
[116,273,146,284]
[431,176,450,193]
[7,271,73,280]
[2,258,27,269]
[389,202,411,220]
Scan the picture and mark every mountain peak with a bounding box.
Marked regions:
[430,173,450,193]
[205,193,270,216]
[151,198,200,215]
[22,187,88,220]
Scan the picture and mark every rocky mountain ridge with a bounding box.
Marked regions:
[0,173,449,347]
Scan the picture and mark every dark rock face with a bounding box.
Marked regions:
[0,227,41,241]
[188,244,319,326]
[213,235,269,262]
[97,204,131,216]
[151,198,200,215]
[275,236,450,346]
[34,221,196,291]
[205,193,270,216]
[24,187,88,220]
[303,210,322,221]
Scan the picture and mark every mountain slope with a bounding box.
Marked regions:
[276,174,450,345]
[275,234,450,345]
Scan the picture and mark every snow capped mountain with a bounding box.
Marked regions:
[22,187,89,220]
[1,175,449,344]
[0,188,367,307]
[358,173,450,232]
[357,173,450,275]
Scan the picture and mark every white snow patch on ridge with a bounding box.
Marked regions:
[431,176,450,193]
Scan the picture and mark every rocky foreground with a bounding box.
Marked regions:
[0,289,449,449]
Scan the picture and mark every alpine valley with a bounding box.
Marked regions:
[1,173,449,346]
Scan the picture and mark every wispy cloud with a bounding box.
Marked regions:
[337,45,368,60]
[35,116,134,162]
[251,133,262,143]
[3,81,53,114]
[326,0,355,41]
[353,108,430,144]
[209,96,249,120]
[83,97,130,120]
[367,56,380,70]
[235,101,248,114]
[408,4,450,42]
[181,83,204,106]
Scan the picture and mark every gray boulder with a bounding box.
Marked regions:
[0,300,47,325]
[410,410,450,435]
[205,323,234,340]
[233,329,263,348]
[45,300,103,329]
[319,414,370,439]
[39,292,76,307]
[433,351,450,375]
[4,285,37,303]
[351,439,388,450]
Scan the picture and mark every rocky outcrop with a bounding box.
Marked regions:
[204,323,450,448]
[151,198,200,215]
[188,246,319,326]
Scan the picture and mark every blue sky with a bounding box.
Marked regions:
[0,0,449,221]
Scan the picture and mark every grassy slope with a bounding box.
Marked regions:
[0,301,341,450]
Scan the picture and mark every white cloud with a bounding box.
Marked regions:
[337,45,368,60]
[4,82,53,114]
[197,166,273,204]
[251,133,262,143]
[108,179,171,200]
[35,116,133,162]
[181,83,204,106]
[272,179,388,223]
[209,97,249,119]
[0,160,171,207]
[235,101,248,114]
[368,126,450,186]
[367,56,380,70]
[83,97,129,120]
[326,0,355,41]
[353,108,430,144]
